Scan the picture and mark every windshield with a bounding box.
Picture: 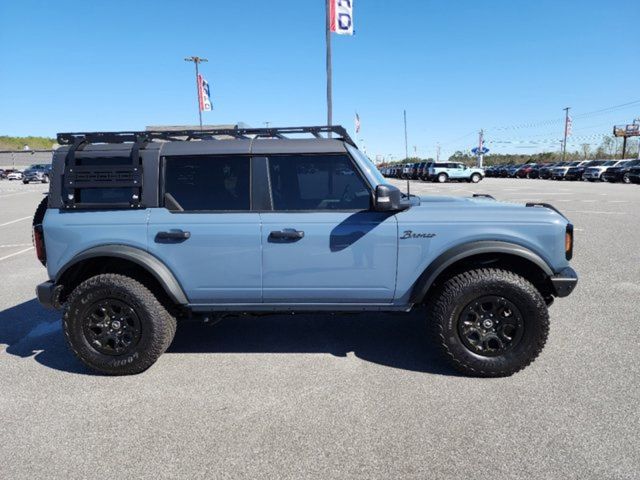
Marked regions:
[346,144,386,186]
[588,161,605,166]
[603,161,617,166]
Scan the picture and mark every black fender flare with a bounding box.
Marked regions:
[409,241,554,303]
[55,245,189,305]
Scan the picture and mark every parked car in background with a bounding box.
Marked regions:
[628,166,640,184]
[551,161,586,180]
[484,165,498,177]
[23,169,50,184]
[602,159,640,183]
[417,161,434,180]
[564,160,603,181]
[539,162,564,179]
[428,162,484,183]
[515,163,538,179]
[506,164,522,178]
[582,160,628,182]
[6,169,23,180]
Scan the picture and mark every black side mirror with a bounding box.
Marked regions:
[374,184,408,212]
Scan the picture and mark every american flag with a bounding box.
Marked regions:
[355,112,361,133]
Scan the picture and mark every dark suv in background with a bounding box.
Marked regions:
[602,159,640,183]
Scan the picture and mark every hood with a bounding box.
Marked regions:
[406,195,568,224]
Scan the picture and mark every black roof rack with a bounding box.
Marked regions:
[57,125,356,147]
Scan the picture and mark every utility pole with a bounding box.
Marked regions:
[413,145,417,156]
[436,143,441,162]
[403,110,409,160]
[636,118,640,160]
[477,129,485,168]
[264,121,271,129]
[562,107,570,162]
[325,0,333,134]
[184,56,208,130]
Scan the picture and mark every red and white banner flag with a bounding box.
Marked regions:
[565,115,572,137]
[197,74,212,112]
[330,0,354,35]
[355,112,361,133]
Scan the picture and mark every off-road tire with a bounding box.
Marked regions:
[63,274,177,375]
[471,173,482,183]
[426,268,549,377]
[437,173,448,183]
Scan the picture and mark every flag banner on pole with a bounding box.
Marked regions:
[565,115,572,137]
[330,0,354,35]
[355,112,361,133]
[197,74,212,112]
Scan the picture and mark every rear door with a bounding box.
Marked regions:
[147,154,261,304]
[260,153,398,304]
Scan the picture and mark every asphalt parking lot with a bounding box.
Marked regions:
[1,178,638,479]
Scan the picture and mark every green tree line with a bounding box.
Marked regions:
[0,136,57,151]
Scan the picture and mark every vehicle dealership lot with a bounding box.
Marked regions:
[1,179,638,479]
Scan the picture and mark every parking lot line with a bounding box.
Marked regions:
[0,243,32,248]
[0,216,32,227]
[0,246,34,261]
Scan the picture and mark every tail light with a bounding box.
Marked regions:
[565,224,574,260]
[33,225,46,266]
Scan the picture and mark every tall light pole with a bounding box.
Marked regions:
[184,56,208,130]
[403,110,408,160]
[562,107,570,162]
[325,0,333,134]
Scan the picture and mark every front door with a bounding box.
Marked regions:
[147,154,261,304]
[260,154,398,304]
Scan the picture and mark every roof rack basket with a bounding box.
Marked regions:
[57,125,356,147]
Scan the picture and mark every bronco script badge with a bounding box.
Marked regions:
[400,230,436,240]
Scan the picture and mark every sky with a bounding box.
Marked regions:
[1,0,639,160]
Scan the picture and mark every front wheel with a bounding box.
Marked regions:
[470,173,481,183]
[63,274,177,375]
[427,268,549,377]
[623,173,631,184]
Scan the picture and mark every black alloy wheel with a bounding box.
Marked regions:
[82,299,142,356]
[457,295,524,357]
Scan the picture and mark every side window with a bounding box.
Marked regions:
[268,154,371,211]
[163,155,250,211]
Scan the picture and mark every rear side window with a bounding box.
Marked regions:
[163,155,250,211]
[268,154,371,211]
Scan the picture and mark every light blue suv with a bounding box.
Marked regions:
[33,126,577,376]
[428,162,484,183]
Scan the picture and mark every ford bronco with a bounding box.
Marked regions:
[33,126,577,376]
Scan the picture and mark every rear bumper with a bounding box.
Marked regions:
[36,281,62,310]
[550,267,578,297]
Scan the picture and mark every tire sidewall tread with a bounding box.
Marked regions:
[426,268,549,377]
[63,273,177,375]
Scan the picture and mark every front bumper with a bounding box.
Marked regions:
[550,267,578,297]
[36,281,63,309]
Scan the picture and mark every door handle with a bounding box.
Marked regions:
[155,229,191,242]
[268,228,305,242]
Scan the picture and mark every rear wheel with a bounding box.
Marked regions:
[623,173,631,184]
[427,268,549,377]
[437,173,448,183]
[63,274,177,375]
